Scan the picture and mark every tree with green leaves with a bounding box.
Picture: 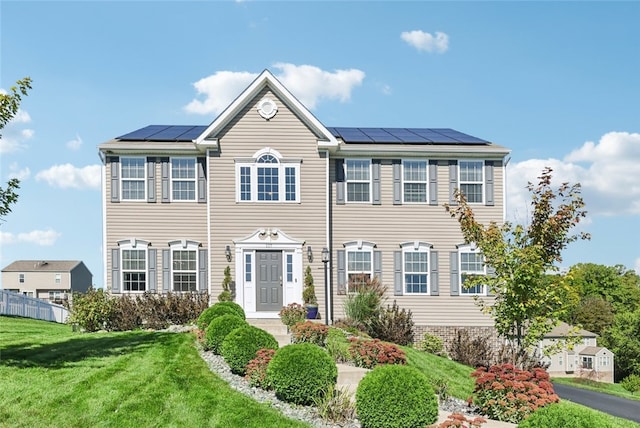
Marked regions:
[0,77,32,222]
[445,167,590,361]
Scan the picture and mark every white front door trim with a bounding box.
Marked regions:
[233,228,304,318]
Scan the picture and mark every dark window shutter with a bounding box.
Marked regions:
[148,249,157,292]
[394,250,403,296]
[372,159,381,205]
[392,160,402,205]
[336,159,345,205]
[373,250,382,281]
[161,158,170,203]
[449,161,458,206]
[337,250,346,295]
[109,156,120,202]
[162,249,170,292]
[199,249,208,292]
[429,160,438,206]
[450,251,459,296]
[197,157,207,203]
[147,158,156,203]
[111,248,120,293]
[485,161,494,206]
[430,251,439,296]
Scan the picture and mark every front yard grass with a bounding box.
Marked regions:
[0,316,309,428]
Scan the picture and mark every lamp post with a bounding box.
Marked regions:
[321,247,330,325]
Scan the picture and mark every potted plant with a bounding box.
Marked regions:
[302,265,319,319]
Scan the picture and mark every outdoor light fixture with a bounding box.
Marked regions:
[307,246,313,263]
[225,245,232,262]
[321,247,330,325]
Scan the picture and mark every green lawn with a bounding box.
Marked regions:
[0,316,309,428]
[403,346,475,400]
[552,377,640,402]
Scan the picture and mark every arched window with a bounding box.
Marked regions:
[236,148,300,202]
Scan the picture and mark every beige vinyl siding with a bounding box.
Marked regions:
[1,272,72,292]
[330,158,505,326]
[105,160,208,291]
[208,88,328,301]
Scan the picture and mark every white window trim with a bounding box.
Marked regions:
[402,159,428,204]
[120,156,146,201]
[235,147,301,203]
[345,159,372,203]
[170,157,197,202]
[19,273,24,283]
[344,241,375,293]
[119,239,149,293]
[459,159,484,204]
[459,244,487,296]
[54,273,61,284]
[401,241,431,295]
[169,240,199,292]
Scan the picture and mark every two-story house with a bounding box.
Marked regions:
[1,260,93,302]
[98,69,510,343]
[540,322,615,383]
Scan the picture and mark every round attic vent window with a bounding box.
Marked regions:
[257,98,277,119]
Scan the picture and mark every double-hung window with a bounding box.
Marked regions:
[345,159,371,202]
[19,273,24,283]
[171,158,196,201]
[403,160,427,203]
[459,245,486,295]
[122,247,147,292]
[121,157,146,200]
[402,243,430,294]
[54,273,61,284]
[582,356,593,370]
[236,148,300,202]
[345,243,373,292]
[172,248,197,292]
[459,160,484,203]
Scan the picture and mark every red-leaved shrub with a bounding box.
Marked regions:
[245,348,276,389]
[290,321,329,346]
[438,413,487,428]
[348,337,406,369]
[471,363,559,424]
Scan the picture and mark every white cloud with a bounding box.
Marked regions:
[66,134,83,150]
[507,131,640,224]
[0,229,61,246]
[401,30,449,53]
[35,164,101,190]
[7,162,30,181]
[271,63,365,110]
[184,63,365,115]
[0,109,34,154]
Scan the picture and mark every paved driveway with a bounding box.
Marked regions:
[553,382,640,423]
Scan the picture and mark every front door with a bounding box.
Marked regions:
[256,251,282,311]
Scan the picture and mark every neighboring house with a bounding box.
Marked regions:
[1,260,93,303]
[98,69,510,343]
[540,322,615,383]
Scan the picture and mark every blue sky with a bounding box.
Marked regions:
[1,1,639,288]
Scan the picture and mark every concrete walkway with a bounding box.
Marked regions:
[247,319,515,428]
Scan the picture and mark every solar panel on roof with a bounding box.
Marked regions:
[117,125,207,142]
[383,128,428,143]
[117,125,171,140]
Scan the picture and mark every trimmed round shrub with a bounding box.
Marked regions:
[221,325,278,375]
[518,402,619,428]
[197,303,245,330]
[214,301,245,319]
[266,343,338,406]
[204,314,248,354]
[356,364,438,428]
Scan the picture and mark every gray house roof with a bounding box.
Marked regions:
[544,321,597,338]
[580,346,606,356]
[2,260,84,273]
